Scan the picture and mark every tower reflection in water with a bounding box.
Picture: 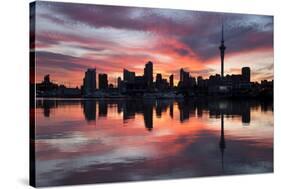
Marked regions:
[220,113,226,172]
[36,98,273,130]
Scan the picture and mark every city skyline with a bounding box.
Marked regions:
[32,1,273,87]
[37,63,253,90]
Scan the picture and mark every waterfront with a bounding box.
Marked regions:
[34,98,273,187]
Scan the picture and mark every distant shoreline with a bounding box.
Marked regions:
[35,95,273,100]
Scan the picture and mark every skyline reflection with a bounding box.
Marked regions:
[36,98,273,130]
[34,98,273,187]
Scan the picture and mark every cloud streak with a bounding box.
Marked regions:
[34,1,274,86]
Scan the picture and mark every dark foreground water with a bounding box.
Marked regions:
[34,98,273,187]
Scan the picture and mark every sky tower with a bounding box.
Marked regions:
[219,23,226,78]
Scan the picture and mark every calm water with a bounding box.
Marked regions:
[35,98,273,187]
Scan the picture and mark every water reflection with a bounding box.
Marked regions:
[220,113,226,172]
[35,98,273,187]
[82,100,96,122]
[36,98,273,128]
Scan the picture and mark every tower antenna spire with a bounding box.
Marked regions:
[221,18,224,43]
[219,15,226,78]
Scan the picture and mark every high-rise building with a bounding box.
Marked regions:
[179,68,196,89]
[123,69,135,83]
[180,68,184,82]
[83,68,96,95]
[144,61,153,87]
[156,73,162,88]
[117,77,122,89]
[219,23,226,78]
[98,73,108,90]
[169,74,174,88]
[197,76,203,87]
[180,68,189,86]
[242,67,250,83]
[37,74,59,92]
[43,74,50,84]
[156,73,162,81]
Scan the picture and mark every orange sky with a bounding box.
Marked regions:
[32,1,274,87]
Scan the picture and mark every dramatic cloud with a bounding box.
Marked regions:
[34,1,274,86]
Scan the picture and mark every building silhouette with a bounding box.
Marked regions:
[36,74,81,97]
[178,68,196,90]
[242,67,251,83]
[98,73,108,90]
[43,74,50,84]
[169,74,174,88]
[155,73,162,88]
[155,73,169,90]
[123,69,135,83]
[180,68,189,86]
[144,61,153,88]
[117,77,122,89]
[36,74,59,92]
[83,68,96,95]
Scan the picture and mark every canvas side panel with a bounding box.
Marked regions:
[29,1,36,187]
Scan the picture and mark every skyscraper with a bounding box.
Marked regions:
[242,67,251,83]
[98,73,108,90]
[144,61,153,88]
[169,74,174,88]
[117,77,122,89]
[123,69,135,83]
[219,23,226,78]
[83,68,96,95]
[43,74,50,84]
[155,73,162,89]
[180,68,189,87]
